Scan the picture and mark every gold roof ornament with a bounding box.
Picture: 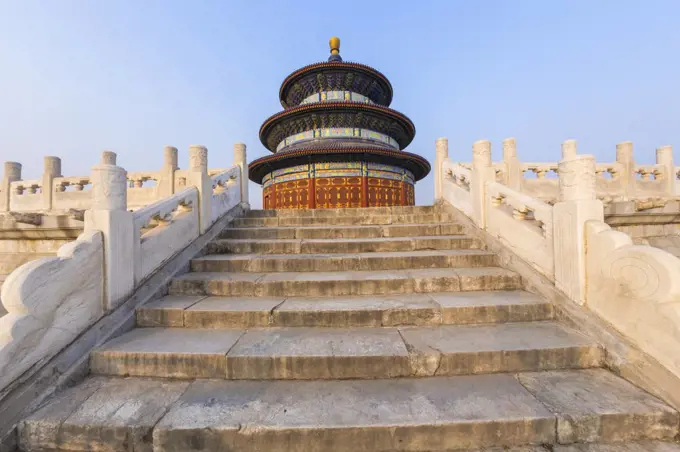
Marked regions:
[329,36,340,55]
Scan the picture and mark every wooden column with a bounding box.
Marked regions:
[361,176,369,207]
[400,181,406,206]
[309,178,316,209]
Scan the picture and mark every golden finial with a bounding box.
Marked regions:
[329,36,340,55]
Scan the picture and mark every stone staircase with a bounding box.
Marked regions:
[17,206,680,451]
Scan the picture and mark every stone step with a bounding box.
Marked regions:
[231,213,455,228]
[90,321,602,380]
[220,222,464,240]
[169,267,522,297]
[553,442,680,451]
[205,235,480,255]
[245,205,438,218]
[192,250,498,273]
[137,291,555,328]
[19,370,679,451]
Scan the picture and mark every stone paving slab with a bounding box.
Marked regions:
[191,249,497,272]
[20,377,189,452]
[19,371,679,452]
[137,291,553,329]
[517,369,679,444]
[219,222,464,240]
[91,321,600,380]
[400,322,602,376]
[136,295,206,327]
[183,296,286,328]
[152,374,554,452]
[90,328,244,378]
[169,267,521,297]
[226,326,411,379]
[206,235,479,255]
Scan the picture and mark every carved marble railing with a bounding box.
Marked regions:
[436,136,680,383]
[450,138,678,205]
[133,188,199,284]
[0,145,240,214]
[0,143,249,393]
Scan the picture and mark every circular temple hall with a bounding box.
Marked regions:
[248,37,430,209]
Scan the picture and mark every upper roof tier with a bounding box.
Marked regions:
[279,37,393,108]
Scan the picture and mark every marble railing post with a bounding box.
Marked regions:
[158,146,178,198]
[553,142,604,305]
[616,141,635,200]
[471,140,494,229]
[502,137,521,190]
[434,138,449,202]
[656,145,674,196]
[42,156,62,211]
[84,151,134,311]
[188,145,212,233]
[233,143,249,207]
[1,161,21,212]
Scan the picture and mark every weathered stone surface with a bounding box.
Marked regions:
[184,296,285,328]
[153,374,555,451]
[170,268,521,297]
[274,293,441,327]
[191,249,496,273]
[226,327,411,379]
[206,235,479,255]
[400,322,602,376]
[136,295,206,327]
[430,290,554,324]
[219,222,464,240]
[19,377,188,452]
[517,369,679,444]
[554,442,680,451]
[90,328,244,378]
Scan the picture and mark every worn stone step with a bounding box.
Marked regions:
[138,291,554,329]
[192,250,498,273]
[90,321,602,380]
[220,222,464,240]
[169,267,522,297]
[231,213,455,228]
[206,235,480,255]
[245,205,438,218]
[553,442,680,451]
[19,370,678,451]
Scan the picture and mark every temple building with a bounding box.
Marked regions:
[248,37,430,209]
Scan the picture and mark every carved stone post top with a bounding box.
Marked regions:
[163,146,179,169]
[435,138,449,156]
[43,156,62,177]
[502,137,517,161]
[101,151,117,165]
[90,162,127,211]
[472,140,492,168]
[3,161,22,181]
[561,139,577,160]
[656,145,673,165]
[233,142,247,158]
[558,154,596,201]
[616,141,633,163]
[189,145,208,172]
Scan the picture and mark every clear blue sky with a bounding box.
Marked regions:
[1,0,679,208]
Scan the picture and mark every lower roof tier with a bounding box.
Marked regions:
[248,146,430,184]
[259,102,415,152]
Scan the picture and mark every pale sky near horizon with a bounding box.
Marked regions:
[1,0,679,208]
